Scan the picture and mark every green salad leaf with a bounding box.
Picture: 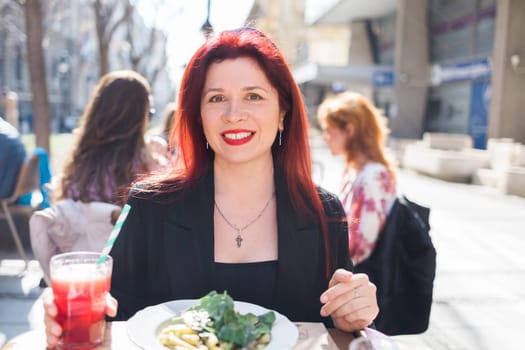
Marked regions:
[187,291,276,348]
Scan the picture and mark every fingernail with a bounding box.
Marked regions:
[320,294,328,303]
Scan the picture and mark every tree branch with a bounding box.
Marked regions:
[105,0,133,43]
[149,36,168,87]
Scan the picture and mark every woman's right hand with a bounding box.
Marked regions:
[43,288,118,349]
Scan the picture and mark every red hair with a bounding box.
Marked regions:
[153,28,331,275]
[317,92,396,180]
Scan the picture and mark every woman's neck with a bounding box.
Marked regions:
[214,156,275,201]
[347,154,369,173]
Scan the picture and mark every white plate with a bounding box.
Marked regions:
[127,299,299,350]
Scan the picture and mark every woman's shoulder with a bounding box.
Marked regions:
[359,162,396,185]
[356,162,397,201]
[362,162,390,175]
[316,187,346,219]
[316,186,338,201]
[128,178,190,205]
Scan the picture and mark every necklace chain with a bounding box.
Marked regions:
[214,192,275,248]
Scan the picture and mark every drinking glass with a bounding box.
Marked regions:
[50,252,113,349]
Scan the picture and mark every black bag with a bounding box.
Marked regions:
[354,195,436,335]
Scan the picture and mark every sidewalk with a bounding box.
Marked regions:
[0,250,44,347]
[311,130,525,350]
[395,170,525,350]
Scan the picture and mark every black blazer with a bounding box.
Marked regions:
[110,168,352,325]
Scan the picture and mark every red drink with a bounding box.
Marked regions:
[50,252,112,349]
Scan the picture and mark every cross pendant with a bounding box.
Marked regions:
[235,230,243,248]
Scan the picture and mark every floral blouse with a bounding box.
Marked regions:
[340,162,397,265]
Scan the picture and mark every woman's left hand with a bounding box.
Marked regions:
[320,269,379,332]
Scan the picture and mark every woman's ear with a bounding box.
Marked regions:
[278,110,286,131]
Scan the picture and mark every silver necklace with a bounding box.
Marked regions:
[214,192,275,248]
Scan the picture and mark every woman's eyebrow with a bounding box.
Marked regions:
[202,87,224,95]
[244,86,269,93]
[202,85,270,95]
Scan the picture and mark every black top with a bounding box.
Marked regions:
[109,167,351,327]
[213,260,278,310]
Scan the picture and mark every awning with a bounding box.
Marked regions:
[307,0,397,25]
[293,62,393,86]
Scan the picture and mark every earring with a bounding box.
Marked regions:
[279,130,282,146]
[206,142,209,150]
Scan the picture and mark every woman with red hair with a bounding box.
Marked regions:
[44,28,378,347]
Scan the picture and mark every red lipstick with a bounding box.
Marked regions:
[221,129,255,146]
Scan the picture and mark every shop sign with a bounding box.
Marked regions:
[431,58,491,85]
[373,70,395,87]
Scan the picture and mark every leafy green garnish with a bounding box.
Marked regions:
[187,291,276,347]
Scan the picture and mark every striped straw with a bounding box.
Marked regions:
[97,204,131,264]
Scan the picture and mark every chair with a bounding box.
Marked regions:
[30,199,120,284]
[0,153,40,267]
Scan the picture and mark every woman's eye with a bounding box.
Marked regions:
[209,95,224,103]
[247,93,262,101]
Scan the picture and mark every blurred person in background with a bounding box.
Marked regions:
[0,115,26,199]
[317,91,397,265]
[159,101,177,141]
[54,69,168,205]
[30,70,169,283]
[145,101,176,157]
[2,88,20,131]
[0,114,52,209]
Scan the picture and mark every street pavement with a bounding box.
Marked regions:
[1,136,525,349]
[0,252,43,347]
[311,135,525,350]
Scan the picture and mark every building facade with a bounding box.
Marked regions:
[261,0,525,148]
[0,0,173,133]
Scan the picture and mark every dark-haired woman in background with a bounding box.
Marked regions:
[56,70,168,205]
[30,70,168,283]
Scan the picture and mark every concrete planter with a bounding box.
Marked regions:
[402,145,490,182]
[502,167,525,197]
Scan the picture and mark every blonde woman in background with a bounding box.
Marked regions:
[317,92,397,265]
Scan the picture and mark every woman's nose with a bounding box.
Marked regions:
[222,100,246,123]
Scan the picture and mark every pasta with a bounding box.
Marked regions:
[158,291,274,350]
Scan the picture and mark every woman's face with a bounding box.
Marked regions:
[320,120,349,156]
[200,57,284,166]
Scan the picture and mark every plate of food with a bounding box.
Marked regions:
[127,291,299,350]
